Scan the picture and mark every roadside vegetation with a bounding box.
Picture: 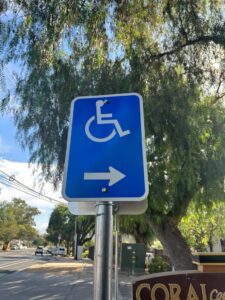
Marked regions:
[0,198,40,250]
[179,200,225,252]
[46,205,95,256]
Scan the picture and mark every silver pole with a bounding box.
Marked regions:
[74,216,77,260]
[94,201,113,300]
[114,215,119,300]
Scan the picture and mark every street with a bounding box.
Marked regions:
[0,248,132,300]
[0,248,49,275]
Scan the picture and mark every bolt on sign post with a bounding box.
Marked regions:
[62,93,148,300]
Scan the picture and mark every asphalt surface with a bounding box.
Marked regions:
[0,248,57,275]
[0,257,133,300]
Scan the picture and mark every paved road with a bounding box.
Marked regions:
[0,249,133,299]
[0,248,52,276]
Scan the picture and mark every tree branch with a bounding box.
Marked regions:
[178,12,189,43]
[150,35,225,60]
[211,92,225,105]
[210,72,225,105]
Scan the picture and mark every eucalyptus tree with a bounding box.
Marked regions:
[2,1,225,268]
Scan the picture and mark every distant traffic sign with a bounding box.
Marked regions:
[62,93,148,201]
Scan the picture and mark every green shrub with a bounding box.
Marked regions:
[84,240,94,248]
[148,256,171,274]
[82,249,89,258]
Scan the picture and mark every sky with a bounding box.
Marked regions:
[0,9,68,235]
[0,113,66,234]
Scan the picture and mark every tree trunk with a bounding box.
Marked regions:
[3,242,9,251]
[134,223,147,244]
[135,235,146,244]
[66,240,70,255]
[148,218,195,270]
[208,239,213,252]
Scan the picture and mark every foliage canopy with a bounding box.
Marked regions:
[47,204,95,249]
[179,200,225,252]
[0,198,40,247]
[2,0,225,268]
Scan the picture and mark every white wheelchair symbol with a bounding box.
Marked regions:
[85,100,131,143]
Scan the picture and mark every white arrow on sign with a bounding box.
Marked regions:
[84,166,126,186]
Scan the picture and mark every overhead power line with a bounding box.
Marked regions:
[0,169,67,206]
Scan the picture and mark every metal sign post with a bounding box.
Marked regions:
[94,202,113,300]
[74,216,77,260]
[114,215,119,300]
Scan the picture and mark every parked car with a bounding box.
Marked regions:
[48,247,66,256]
[35,246,44,256]
[10,245,19,250]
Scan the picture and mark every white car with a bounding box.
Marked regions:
[35,246,44,256]
[11,245,19,250]
[49,247,66,256]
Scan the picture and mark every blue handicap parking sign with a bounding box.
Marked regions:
[62,93,148,201]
